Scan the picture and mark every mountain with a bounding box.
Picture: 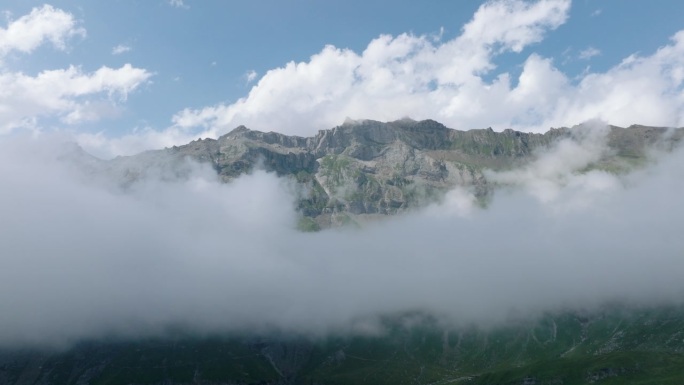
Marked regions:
[101,119,683,229]
[3,120,683,385]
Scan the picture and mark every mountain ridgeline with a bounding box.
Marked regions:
[103,119,683,229]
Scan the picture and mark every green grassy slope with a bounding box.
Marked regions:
[2,305,683,384]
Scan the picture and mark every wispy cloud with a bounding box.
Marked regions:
[111,44,131,55]
[579,46,601,60]
[168,0,189,9]
[245,69,258,83]
[591,8,602,17]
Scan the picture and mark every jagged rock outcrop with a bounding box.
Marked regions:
[101,119,683,229]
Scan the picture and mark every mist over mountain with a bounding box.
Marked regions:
[2,119,683,342]
[3,0,684,383]
[98,119,683,228]
[1,119,684,384]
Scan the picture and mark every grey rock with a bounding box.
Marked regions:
[81,119,683,229]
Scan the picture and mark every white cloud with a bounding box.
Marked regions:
[591,8,602,17]
[0,64,152,133]
[1,0,683,349]
[458,0,570,53]
[0,5,85,59]
[70,0,684,158]
[2,130,684,347]
[245,69,258,83]
[579,46,600,60]
[486,121,621,210]
[167,0,571,138]
[111,44,131,55]
[545,31,684,128]
[0,6,152,135]
[76,124,215,158]
[168,0,189,9]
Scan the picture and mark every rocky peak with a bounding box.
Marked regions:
[98,119,683,229]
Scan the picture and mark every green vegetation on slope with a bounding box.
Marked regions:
[3,305,684,385]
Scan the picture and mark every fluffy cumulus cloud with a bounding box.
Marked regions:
[1,128,684,348]
[0,4,85,57]
[170,0,572,138]
[556,32,684,129]
[0,6,152,134]
[4,1,684,159]
[0,64,152,133]
[159,0,684,152]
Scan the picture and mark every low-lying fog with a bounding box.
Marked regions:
[1,125,683,348]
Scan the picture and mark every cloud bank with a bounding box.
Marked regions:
[1,1,683,349]
[1,129,683,348]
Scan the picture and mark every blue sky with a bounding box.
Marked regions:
[1,0,683,157]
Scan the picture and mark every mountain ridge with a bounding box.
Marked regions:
[99,119,683,229]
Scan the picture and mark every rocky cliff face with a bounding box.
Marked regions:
[101,119,683,230]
